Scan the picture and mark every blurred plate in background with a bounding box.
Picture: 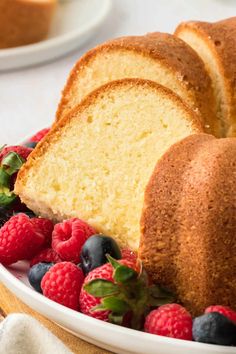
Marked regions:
[0,0,111,71]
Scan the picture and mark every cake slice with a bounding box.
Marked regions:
[139,134,236,314]
[15,78,202,251]
[175,18,236,137]
[56,33,216,135]
[0,0,57,48]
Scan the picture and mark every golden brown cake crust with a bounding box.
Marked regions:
[56,33,215,133]
[139,133,236,315]
[175,17,236,136]
[15,78,203,202]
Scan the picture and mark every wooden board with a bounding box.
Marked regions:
[0,282,111,354]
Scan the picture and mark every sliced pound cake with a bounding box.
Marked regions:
[15,78,203,251]
[139,134,236,315]
[56,33,216,135]
[175,17,236,137]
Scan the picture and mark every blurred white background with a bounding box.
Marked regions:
[0,0,235,144]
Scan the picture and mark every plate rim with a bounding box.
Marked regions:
[0,0,112,70]
[0,262,235,354]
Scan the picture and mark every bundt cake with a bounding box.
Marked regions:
[139,134,236,315]
[0,0,57,49]
[15,78,202,251]
[56,33,216,135]
[175,17,236,137]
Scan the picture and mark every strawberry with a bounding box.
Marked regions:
[144,304,193,340]
[0,145,32,162]
[28,128,50,143]
[121,248,138,264]
[0,147,31,209]
[79,256,174,329]
[79,262,114,321]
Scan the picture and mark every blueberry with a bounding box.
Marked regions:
[81,234,121,275]
[193,312,236,346]
[28,262,54,293]
[23,142,37,149]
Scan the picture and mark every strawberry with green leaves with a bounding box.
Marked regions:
[0,145,32,209]
[79,255,174,329]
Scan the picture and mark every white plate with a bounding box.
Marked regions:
[0,261,235,354]
[0,0,111,71]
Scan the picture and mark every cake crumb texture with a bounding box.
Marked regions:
[15,78,202,251]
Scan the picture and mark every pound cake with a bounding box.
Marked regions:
[56,33,216,134]
[139,134,236,315]
[0,0,57,49]
[15,78,202,250]
[175,18,236,137]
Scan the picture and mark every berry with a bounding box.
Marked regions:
[30,248,62,267]
[193,312,236,346]
[0,213,45,265]
[28,262,54,293]
[81,234,121,275]
[52,218,96,263]
[79,257,174,328]
[144,304,192,340]
[121,248,138,264]
[121,248,141,274]
[41,262,84,310]
[0,207,35,228]
[28,128,50,143]
[0,146,32,210]
[79,262,113,321]
[31,217,54,247]
[0,145,32,162]
[205,305,236,324]
[23,142,37,149]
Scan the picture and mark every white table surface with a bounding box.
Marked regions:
[0,0,235,145]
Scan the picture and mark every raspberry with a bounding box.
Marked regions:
[0,214,45,265]
[79,259,138,322]
[205,305,236,323]
[52,218,96,263]
[31,217,54,247]
[30,248,62,267]
[41,262,84,310]
[28,128,50,143]
[144,304,193,340]
[79,262,113,321]
[0,145,32,162]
